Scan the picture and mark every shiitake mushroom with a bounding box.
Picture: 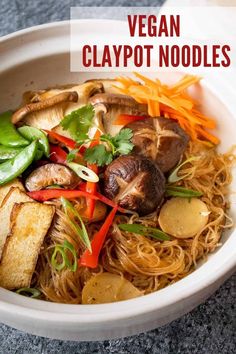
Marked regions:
[25,163,80,191]
[89,93,147,136]
[124,117,189,173]
[103,154,165,216]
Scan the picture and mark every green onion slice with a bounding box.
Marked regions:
[118,223,170,241]
[168,156,200,183]
[16,287,41,298]
[51,239,77,272]
[67,162,99,183]
[46,184,64,189]
[61,197,91,252]
[165,186,203,198]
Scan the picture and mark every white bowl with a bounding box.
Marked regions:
[0,21,235,341]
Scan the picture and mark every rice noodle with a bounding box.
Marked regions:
[35,141,235,303]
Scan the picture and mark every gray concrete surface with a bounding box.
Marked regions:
[0,0,235,353]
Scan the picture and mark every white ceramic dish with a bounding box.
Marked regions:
[0,21,235,341]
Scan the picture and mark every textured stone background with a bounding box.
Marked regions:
[0,0,235,353]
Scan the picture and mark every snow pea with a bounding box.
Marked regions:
[0,111,29,147]
[18,126,50,157]
[35,149,44,161]
[0,141,38,185]
[0,146,43,163]
[0,146,24,162]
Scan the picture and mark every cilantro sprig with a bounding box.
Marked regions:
[60,104,94,143]
[60,104,134,167]
[66,149,79,163]
[84,128,134,167]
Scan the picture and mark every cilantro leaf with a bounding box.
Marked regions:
[84,128,134,167]
[113,128,133,143]
[66,149,79,163]
[100,128,134,155]
[84,145,113,166]
[60,104,94,142]
[112,128,134,154]
[116,140,134,155]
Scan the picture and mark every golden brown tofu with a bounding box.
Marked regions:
[0,202,55,289]
[0,187,32,259]
[0,179,25,207]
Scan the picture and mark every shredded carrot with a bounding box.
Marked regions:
[115,73,219,145]
[195,126,220,145]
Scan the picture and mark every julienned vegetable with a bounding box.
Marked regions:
[49,144,67,164]
[51,239,77,272]
[27,188,124,212]
[85,163,98,219]
[0,111,29,147]
[45,130,86,159]
[16,287,41,298]
[113,114,146,125]
[61,197,91,252]
[116,73,220,144]
[45,130,77,149]
[0,146,24,161]
[85,130,100,219]
[80,206,118,268]
[118,224,170,241]
[18,126,50,157]
[0,141,38,186]
[67,162,99,183]
[165,186,202,198]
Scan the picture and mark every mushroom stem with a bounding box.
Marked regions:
[12,91,79,124]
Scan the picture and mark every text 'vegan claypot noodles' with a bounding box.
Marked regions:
[0,73,235,304]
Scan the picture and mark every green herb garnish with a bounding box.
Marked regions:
[51,239,77,272]
[84,144,113,166]
[118,223,170,241]
[16,287,41,298]
[101,128,134,155]
[60,104,95,142]
[165,186,203,198]
[61,197,91,252]
[168,156,200,183]
[66,148,79,163]
[84,129,134,166]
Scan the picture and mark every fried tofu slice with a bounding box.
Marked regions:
[0,179,25,207]
[0,202,55,290]
[0,187,32,259]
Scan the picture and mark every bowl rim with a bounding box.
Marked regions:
[0,20,236,325]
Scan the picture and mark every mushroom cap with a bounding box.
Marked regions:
[103,154,165,216]
[125,117,189,173]
[12,91,79,125]
[89,93,146,109]
[85,79,122,94]
[89,93,148,137]
[25,163,80,192]
[13,82,104,130]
